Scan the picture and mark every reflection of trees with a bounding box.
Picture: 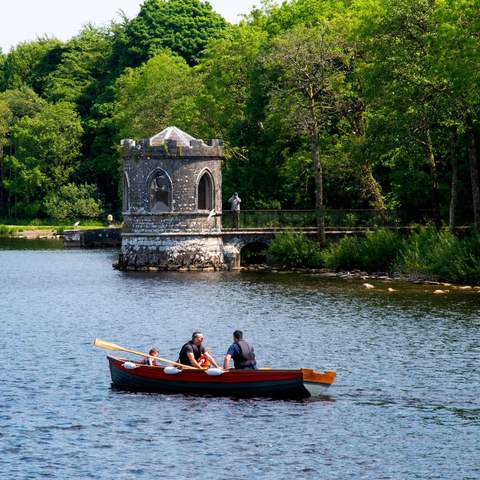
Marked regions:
[149,172,171,212]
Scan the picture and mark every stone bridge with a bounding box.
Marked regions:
[64,226,358,269]
[221,228,355,269]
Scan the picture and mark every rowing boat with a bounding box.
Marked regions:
[107,356,336,398]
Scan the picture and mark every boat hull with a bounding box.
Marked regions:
[107,356,335,398]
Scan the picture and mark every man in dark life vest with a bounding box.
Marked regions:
[223,330,257,370]
[178,331,220,369]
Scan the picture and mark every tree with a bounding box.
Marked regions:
[2,38,64,94]
[196,25,267,138]
[115,0,227,67]
[0,99,12,212]
[4,102,83,216]
[0,49,6,90]
[44,25,114,107]
[431,0,480,232]
[113,51,200,139]
[43,183,103,220]
[0,87,47,213]
[265,24,351,243]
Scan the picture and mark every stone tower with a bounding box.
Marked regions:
[118,126,226,271]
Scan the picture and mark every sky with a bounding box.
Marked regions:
[0,0,261,52]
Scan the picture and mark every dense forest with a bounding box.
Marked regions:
[0,0,479,231]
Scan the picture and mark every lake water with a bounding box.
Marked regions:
[1,241,479,479]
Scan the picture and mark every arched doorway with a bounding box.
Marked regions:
[123,173,129,212]
[197,171,214,211]
[148,170,172,212]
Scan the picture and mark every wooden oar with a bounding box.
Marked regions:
[94,339,202,371]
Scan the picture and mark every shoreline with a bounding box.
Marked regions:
[239,265,480,290]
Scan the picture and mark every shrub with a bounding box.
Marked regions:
[43,183,103,220]
[268,231,324,268]
[396,226,480,283]
[0,225,12,235]
[322,228,404,272]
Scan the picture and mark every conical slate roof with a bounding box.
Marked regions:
[150,126,200,147]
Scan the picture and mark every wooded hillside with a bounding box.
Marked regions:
[0,0,479,230]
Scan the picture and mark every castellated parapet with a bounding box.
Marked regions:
[118,126,227,271]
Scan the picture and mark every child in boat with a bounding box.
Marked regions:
[142,348,159,366]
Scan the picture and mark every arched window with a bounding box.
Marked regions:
[198,171,214,211]
[149,170,171,212]
[123,173,129,212]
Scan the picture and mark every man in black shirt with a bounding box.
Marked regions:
[178,331,220,369]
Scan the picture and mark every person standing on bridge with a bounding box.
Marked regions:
[228,192,241,228]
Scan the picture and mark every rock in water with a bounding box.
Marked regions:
[433,289,448,295]
[387,287,397,292]
[363,283,375,289]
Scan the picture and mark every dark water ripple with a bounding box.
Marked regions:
[0,245,479,479]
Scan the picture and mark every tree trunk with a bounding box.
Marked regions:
[311,137,326,245]
[449,132,458,233]
[466,115,480,233]
[426,129,441,228]
[361,163,385,210]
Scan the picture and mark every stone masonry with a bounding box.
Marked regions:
[118,126,227,271]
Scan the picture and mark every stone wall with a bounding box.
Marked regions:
[119,234,225,271]
[123,212,221,233]
[123,145,223,214]
[118,132,226,271]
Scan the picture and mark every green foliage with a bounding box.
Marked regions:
[196,25,267,137]
[116,0,227,67]
[2,102,83,216]
[1,0,480,232]
[2,38,64,94]
[43,183,103,220]
[12,102,83,188]
[322,228,404,272]
[0,87,46,121]
[0,49,6,90]
[0,224,13,235]
[268,231,324,268]
[396,227,480,283]
[114,51,200,138]
[44,25,114,105]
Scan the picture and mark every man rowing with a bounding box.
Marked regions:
[178,331,220,369]
[223,330,257,370]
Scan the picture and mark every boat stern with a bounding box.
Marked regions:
[302,369,336,397]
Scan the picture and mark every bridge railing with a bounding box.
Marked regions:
[221,209,429,230]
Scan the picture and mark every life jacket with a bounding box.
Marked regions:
[233,340,256,369]
[197,354,210,368]
[142,357,156,366]
[179,341,204,366]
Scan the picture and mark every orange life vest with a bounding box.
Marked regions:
[197,354,210,368]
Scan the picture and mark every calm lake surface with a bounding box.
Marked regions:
[1,240,479,479]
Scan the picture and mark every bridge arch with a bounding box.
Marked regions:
[223,233,275,270]
[240,240,270,265]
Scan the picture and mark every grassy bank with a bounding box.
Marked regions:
[0,218,111,237]
[267,227,480,284]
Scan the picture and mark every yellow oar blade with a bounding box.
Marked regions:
[94,338,128,352]
[94,338,202,371]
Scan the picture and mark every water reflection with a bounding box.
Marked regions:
[0,237,64,250]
